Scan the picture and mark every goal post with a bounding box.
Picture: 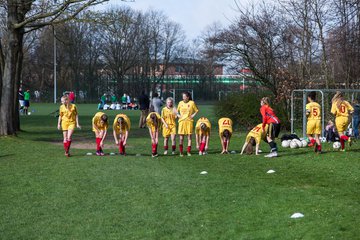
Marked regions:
[168,89,194,103]
[291,89,360,138]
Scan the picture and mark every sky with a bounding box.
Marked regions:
[101,0,247,40]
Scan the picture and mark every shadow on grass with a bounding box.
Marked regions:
[0,154,15,158]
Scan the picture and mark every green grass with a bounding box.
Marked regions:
[1,103,360,239]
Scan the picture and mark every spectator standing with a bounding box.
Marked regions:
[121,93,127,109]
[18,87,25,114]
[150,93,163,115]
[138,91,150,128]
[24,90,30,115]
[111,94,117,104]
[352,99,360,139]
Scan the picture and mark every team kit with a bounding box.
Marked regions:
[57,91,354,158]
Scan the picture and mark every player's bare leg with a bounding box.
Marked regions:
[179,135,184,156]
[164,137,169,155]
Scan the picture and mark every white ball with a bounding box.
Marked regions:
[290,140,298,149]
[28,112,31,115]
[321,137,327,143]
[295,139,303,148]
[281,140,290,148]
[333,141,341,149]
[301,140,308,148]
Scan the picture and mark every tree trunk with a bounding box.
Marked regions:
[0,5,24,135]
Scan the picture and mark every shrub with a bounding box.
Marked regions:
[215,93,290,131]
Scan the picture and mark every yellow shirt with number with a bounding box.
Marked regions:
[195,117,211,136]
[245,124,268,145]
[92,112,108,131]
[146,112,162,133]
[218,117,233,137]
[113,114,131,135]
[331,100,354,117]
[177,100,198,123]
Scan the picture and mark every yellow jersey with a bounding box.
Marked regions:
[113,114,131,135]
[161,106,176,126]
[331,100,354,117]
[177,100,198,122]
[246,124,268,145]
[306,102,321,120]
[146,112,162,132]
[218,117,233,136]
[92,112,108,131]
[195,117,211,136]
[59,104,77,123]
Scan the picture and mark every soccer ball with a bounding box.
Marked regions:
[301,140,308,148]
[281,140,290,148]
[290,140,299,149]
[28,112,31,115]
[320,137,327,143]
[333,141,341,149]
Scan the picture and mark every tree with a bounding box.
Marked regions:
[0,0,126,136]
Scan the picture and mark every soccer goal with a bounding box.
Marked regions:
[168,89,194,103]
[291,89,360,138]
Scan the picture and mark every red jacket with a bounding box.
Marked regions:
[260,105,280,128]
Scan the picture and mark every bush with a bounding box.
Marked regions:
[215,93,290,131]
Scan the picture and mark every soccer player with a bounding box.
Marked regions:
[113,113,131,155]
[331,91,354,151]
[218,117,233,154]
[177,92,199,156]
[92,112,108,156]
[306,91,322,153]
[161,97,177,155]
[260,97,281,157]
[57,95,81,157]
[240,124,269,155]
[195,117,211,155]
[147,112,168,157]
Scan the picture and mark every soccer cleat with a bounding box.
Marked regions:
[203,151,208,155]
[187,152,192,156]
[199,151,203,155]
[179,153,184,157]
[340,149,346,152]
[100,151,105,156]
[265,152,278,158]
[172,151,175,155]
[65,152,70,157]
[96,151,101,156]
[152,153,158,158]
[164,150,168,155]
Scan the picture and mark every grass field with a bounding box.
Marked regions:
[1,103,360,239]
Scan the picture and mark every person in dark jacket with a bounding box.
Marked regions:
[138,91,150,128]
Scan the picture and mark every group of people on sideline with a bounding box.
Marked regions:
[56,90,358,157]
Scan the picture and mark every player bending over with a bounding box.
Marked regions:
[241,124,268,155]
[161,97,177,155]
[113,114,131,155]
[331,91,354,151]
[306,91,322,153]
[147,112,168,157]
[260,97,281,158]
[177,92,199,156]
[57,95,81,157]
[92,112,108,156]
[218,117,233,154]
[195,117,211,155]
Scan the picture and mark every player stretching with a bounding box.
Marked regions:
[306,91,322,153]
[241,124,268,155]
[218,117,233,154]
[161,97,177,155]
[177,92,199,157]
[147,112,168,157]
[57,95,81,157]
[92,112,108,156]
[331,91,354,151]
[113,114,131,155]
[260,97,281,158]
[195,117,211,155]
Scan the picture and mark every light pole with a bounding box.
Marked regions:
[53,27,57,103]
